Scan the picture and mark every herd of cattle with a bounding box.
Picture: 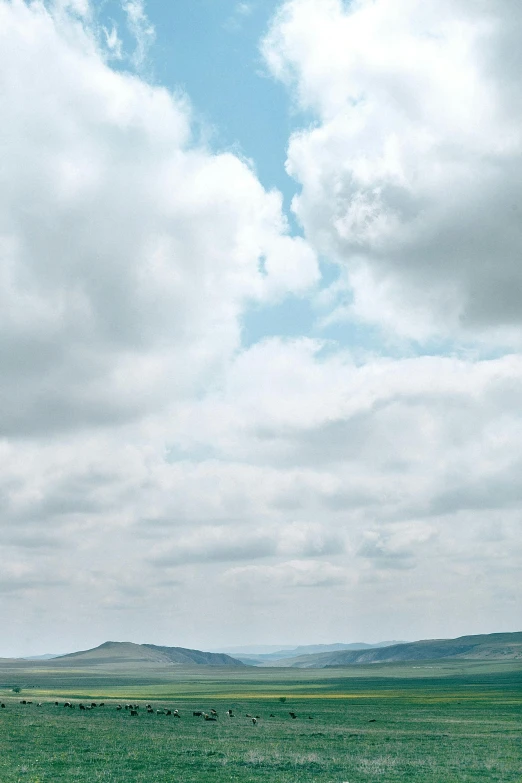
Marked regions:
[1,700,312,725]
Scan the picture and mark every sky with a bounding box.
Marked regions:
[1,0,522,657]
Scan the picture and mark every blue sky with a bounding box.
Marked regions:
[98,0,350,348]
[107,1,296,199]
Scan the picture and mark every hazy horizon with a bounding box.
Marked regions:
[9,628,522,662]
[1,0,521,658]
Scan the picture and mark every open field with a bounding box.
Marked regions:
[1,660,521,782]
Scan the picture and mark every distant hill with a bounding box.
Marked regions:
[54,641,244,667]
[261,632,522,668]
[21,654,60,661]
[234,641,402,665]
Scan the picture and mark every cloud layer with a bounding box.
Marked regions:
[1,0,521,655]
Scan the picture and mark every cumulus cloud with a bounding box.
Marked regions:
[358,524,436,570]
[263,0,522,342]
[0,0,318,439]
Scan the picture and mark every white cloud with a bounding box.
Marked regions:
[1,0,522,654]
[222,560,347,589]
[121,0,155,68]
[263,0,522,342]
[103,23,123,59]
[358,524,436,570]
[0,0,318,439]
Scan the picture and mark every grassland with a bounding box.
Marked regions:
[0,659,521,782]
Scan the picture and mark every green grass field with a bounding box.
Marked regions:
[1,661,521,782]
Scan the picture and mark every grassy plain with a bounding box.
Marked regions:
[0,659,521,782]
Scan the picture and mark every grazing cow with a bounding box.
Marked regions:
[99,703,105,707]
[26,701,33,704]
[130,710,138,716]
[156,709,164,714]
[146,704,152,709]
[289,712,297,719]
[210,708,217,716]
[79,704,86,710]
[204,714,217,722]
[37,703,42,707]
[308,716,313,719]
[368,719,376,723]
[252,718,257,725]
[116,705,122,710]
[1,704,5,708]
[173,709,180,717]
[269,714,275,717]
[165,710,171,716]
[64,702,72,708]
[245,714,252,718]
[20,700,26,704]
[147,708,154,714]
[193,711,202,717]
[226,709,234,717]
[55,702,59,706]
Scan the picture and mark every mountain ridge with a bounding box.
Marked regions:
[232,641,403,664]
[259,632,522,667]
